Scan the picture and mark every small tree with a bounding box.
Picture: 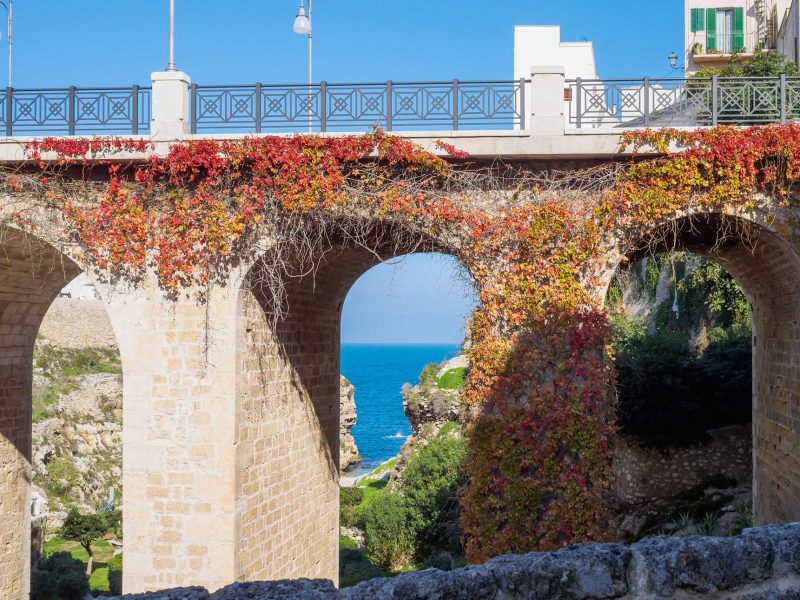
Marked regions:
[60,507,109,575]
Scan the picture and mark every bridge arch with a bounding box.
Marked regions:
[0,227,84,597]
[600,207,800,524]
[233,223,466,582]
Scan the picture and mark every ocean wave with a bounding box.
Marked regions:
[384,432,408,440]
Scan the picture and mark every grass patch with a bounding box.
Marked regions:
[32,381,79,422]
[436,368,465,390]
[43,538,117,594]
[371,458,397,476]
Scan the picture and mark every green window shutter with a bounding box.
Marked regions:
[691,8,705,32]
[733,7,745,51]
[706,8,717,51]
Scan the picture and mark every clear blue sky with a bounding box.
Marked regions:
[15,1,685,343]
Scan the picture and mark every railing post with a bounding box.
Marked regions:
[530,66,567,134]
[452,79,460,131]
[576,77,583,129]
[711,75,719,126]
[320,81,327,133]
[5,87,12,137]
[781,74,787,123]
[132,85,139,136]
[518,77,526,130]
[190,83,198,135]
[151,70,192,140]
[643,76,651,127]
[386,80,393,131]
[68,86,76,136]
[254,82,262,134]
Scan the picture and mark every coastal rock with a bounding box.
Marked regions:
[340,376,361,472]
[402,357,467,437]
[102,524,800,599]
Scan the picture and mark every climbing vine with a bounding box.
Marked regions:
[6,123,800,563]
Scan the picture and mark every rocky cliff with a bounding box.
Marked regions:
[31,298,124,529]
[401,355,467,437]
[340,376,360,472]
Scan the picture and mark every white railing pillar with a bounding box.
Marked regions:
[150,70,191,140]
[530,66,566,135]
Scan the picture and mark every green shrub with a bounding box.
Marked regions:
[614,323,751,448]
[107,554,123,595]
[340,487,364,528]
[402,424,466,555]
[363,492,414,571]
[31,552,89,600]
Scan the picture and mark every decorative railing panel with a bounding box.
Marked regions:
[568,76,800,128]
[191,80,526,133]
[0,86,150,136]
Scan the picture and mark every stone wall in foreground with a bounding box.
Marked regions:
[107,523,800,599]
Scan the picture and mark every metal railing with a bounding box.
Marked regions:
[568,75,800,128]
[0,86,151,136]
[190,80,526,133]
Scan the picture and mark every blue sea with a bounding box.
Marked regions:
[341,343,461,473]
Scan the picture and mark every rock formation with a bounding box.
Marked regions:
[104,523,800,599]
[401,356,467,437]
[340,376,360,472]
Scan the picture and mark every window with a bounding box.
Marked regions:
[701,6,744,53]
[691,8,706,32]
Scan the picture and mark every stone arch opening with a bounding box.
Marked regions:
[234,228,470,583]
[603,211,800,528]
[0,227,107,598]
[0,225,126,599]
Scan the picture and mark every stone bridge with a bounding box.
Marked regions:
[1,68,800,597]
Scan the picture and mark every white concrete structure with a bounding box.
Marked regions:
[776,0,800,62]
[151,70,192,140]
[513,25,601,131]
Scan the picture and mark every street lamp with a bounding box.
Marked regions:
[668,51,679,71]
[293,0,312,84]
[0,0,13,87]
[293,0,313,132]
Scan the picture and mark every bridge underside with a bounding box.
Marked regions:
[3,206,800,595]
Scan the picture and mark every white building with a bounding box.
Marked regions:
[513,25,602,129]
[685,0,798,73]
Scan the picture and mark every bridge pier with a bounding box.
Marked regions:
[112,280,240,592]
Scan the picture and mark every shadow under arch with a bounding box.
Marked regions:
[0,226,85,599]
[602,211,800,526]
[233,222,466,583]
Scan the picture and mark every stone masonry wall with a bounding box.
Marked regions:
[38,297,117,350]
[105,524,800,600]
[235,281,339,582]
[612,425,752,504]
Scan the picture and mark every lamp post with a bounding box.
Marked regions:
[167,0,176,71]
[668,51,680,71]
[0,0,12,87]
[293,0,312,131]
